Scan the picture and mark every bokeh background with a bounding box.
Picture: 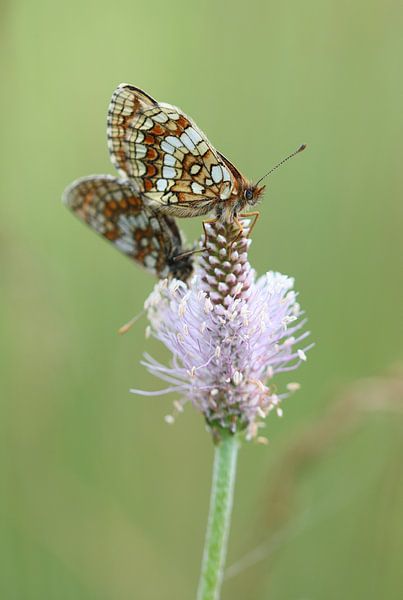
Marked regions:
[1,0,402,598]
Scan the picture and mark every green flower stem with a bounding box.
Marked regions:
[196,432,240,600]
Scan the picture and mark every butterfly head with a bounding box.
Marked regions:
[243,184,265,206]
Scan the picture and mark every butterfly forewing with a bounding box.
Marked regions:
[107,85,158,178]
[63,174,192,280]
[107,84,243,217]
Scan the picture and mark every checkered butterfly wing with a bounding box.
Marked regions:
[63,175,193,280]
[107,84,244,217]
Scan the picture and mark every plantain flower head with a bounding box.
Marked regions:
[132,219,312,439]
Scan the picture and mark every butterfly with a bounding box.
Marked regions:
[63,174,194,281]
[106,84,261,233]
[107,84,305,235]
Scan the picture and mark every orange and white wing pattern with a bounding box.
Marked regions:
[63,175,193,281]
[107,84,244,217]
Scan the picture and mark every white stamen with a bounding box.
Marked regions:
[204,298,213,313]
[233,371,243,385]
[287,382,301,392]
[297,349,307,361]
[178,301,187,317]
[255,379,267,392]
[282,315,297,329]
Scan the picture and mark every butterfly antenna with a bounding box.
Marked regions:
[255,144,306,187]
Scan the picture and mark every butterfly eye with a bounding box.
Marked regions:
[244,188,254,201]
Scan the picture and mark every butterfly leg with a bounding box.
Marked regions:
[232,214,245,242]
[231,211,260,244]
[172,246,204,262]
[239,211,260,238]
[172,217,221,262]
[176,213,259,261]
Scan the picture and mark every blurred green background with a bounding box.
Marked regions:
[1,0,402,598]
